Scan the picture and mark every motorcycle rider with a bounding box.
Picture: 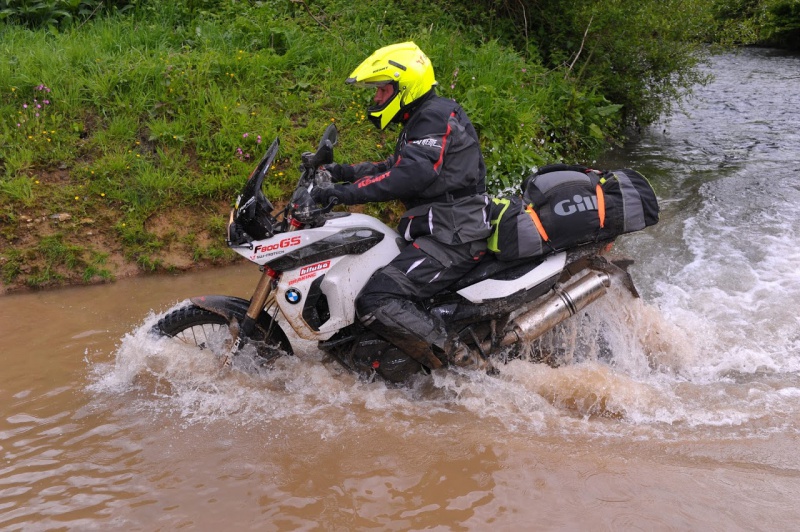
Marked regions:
[311,41,491,370]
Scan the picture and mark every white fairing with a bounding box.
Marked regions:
[231,213,569,341]
[231,214,402,340]
[456,252,566,304]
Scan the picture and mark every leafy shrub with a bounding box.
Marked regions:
[0,0,723,286]
[448,0,713,126]
[0,0,136,28]
[708,0,799,49]
[765,0,800,48]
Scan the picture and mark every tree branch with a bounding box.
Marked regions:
[565,16,593,80]
[290,0,344,46]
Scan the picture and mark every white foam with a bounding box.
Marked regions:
[86,284,800,443]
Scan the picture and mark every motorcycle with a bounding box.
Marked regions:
[153,124,642,382]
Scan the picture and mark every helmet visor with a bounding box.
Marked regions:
[345,77,394,88]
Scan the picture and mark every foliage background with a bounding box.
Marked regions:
[1,0,795,289]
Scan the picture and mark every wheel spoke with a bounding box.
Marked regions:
[155,304,290,362]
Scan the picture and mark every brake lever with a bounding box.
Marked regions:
[305,201,337,220]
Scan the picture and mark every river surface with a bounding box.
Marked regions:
[2,48,800,530]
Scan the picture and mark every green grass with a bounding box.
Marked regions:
[0,0,714,289]
[1,2,624,203]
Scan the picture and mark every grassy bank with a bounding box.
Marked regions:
[0,0,709,292]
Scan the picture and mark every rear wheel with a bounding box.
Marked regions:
[155,304,292,363]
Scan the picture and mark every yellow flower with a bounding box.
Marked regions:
[101,193,105,197]
[75,196,80,200]
[35,180,40,184]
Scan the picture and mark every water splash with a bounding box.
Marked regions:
[87,284,800,442]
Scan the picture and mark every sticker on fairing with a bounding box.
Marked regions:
[288,260,331,286]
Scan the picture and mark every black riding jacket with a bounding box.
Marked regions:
[340,91,491,246]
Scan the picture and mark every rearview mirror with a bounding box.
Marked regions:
[311,124,338,167]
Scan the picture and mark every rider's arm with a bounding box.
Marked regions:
[343,114,449,204]
[327,156,395,184]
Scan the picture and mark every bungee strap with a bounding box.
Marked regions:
[525,204,550,242]
[595,183,606,228]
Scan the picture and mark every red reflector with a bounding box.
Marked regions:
[371,360,380,369]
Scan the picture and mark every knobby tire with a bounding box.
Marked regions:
[155,304,291,363]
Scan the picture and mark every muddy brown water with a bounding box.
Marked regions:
[3,49,800,530]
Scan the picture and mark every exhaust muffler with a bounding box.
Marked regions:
[497,271,610,347]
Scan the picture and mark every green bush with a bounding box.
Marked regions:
[0,0,721,286]
[0,0,136,28]
[449,0,713,126]
[709,0,800,49]
[765,0,800,48]
[1,0,636,201]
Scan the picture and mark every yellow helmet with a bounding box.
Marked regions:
[346,41,437,129]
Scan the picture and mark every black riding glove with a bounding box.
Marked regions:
[323,163,356,183]
[311,183,356,206]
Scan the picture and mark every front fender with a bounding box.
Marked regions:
[190,295,252,321]
[189,295,293,354]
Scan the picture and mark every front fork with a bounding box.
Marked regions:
[221,266,279,367]
[222,218,302,367]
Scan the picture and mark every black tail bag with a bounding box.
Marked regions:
[488,164,659,261]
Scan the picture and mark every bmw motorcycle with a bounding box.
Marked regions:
[153,124,642,382]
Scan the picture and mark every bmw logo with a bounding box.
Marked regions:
[285,288,302,304]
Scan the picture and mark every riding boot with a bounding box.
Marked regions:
[359,299,449,369]
[360,298,491,371]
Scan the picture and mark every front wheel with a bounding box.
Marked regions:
[154,303,292,364]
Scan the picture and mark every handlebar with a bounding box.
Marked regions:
[228,124,341,244]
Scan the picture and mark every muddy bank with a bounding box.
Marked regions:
[1,199,237,295]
